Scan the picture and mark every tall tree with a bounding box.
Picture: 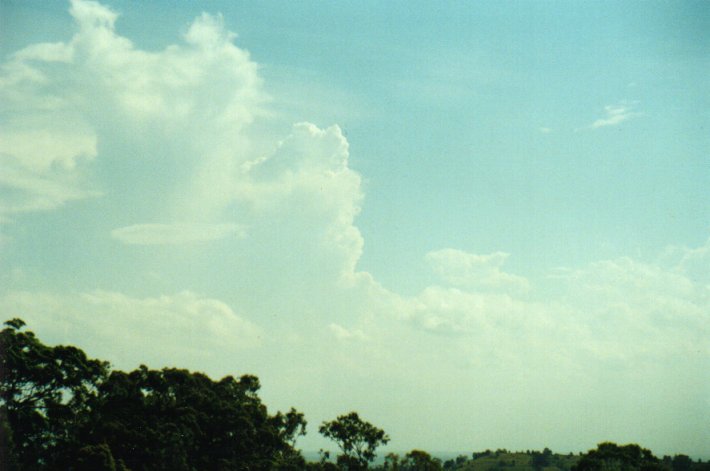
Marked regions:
[0,318,108,469]
[319,412,389,470]
[91,366,307,470]
[1,319,307,470]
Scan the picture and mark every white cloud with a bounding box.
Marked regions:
[590,101,641,128]
[425,248,529,294]
[234,122,365,282]
[329,323,368,341]
[0,0,264,222]
[0,290,261,370]
[111,223,245,245]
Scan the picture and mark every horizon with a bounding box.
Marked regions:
[1,0,708,458]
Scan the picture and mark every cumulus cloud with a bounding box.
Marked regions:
[590,101,641,128]
[111,223,245,245]
[0,0,264,222]
[0,290,261,370]
[234,122,365,282]
[426,249,529,293]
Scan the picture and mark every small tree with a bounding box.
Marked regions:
[319,412,389,469]
[401,449,443,470]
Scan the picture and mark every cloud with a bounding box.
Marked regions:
[425,249,529,294]
[0,290,262,371]
[329,323,368,341]
[0,0,264,222]
[111,223,245,245]
[590,101,641,128]
[1,0,707,455]
[0,124,99,215]
[234,122,365,282]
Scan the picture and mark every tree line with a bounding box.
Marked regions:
[1,319,707,471]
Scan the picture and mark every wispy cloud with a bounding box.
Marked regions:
[111,223,245,245]
[590,101,641,128]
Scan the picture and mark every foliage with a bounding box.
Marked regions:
[573,443,665,471]
[400,449,443,470]
[319,411,390,469]
[0,318,109,469]
[0,319,306,470]
[532,448,553,470]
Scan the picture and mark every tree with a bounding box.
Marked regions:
[532,448,553,470]
[75,443,117,471]
[672,456,693,471]
[384,453,401,470]
[319,412,389,469]
[573,442,667,471]
[1,319,308,470]
[92,366,307,470]
[0,318,108,469]
[401,449,442,471]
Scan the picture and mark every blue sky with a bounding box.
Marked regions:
[1,0,708,457]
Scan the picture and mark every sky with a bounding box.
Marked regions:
[0,0,709,458]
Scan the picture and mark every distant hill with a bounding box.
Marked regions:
[446,449,578,471]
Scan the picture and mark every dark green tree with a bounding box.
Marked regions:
[532,448,553,470]
[0,318,109,469]
[573,442,667,471]
[91,366,306,470]
[319,412,389,469]
[401,449,442,470]
[671,456,693,471]
[1,319,307,470]
[75,443,117,471]
[383,452,401,470]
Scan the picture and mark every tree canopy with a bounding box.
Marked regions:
[319,411,390,469]
[573,443,666,471]
[0,319,306,470]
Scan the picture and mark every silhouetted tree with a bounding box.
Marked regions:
[0,318,108,469]
[401,449,442,470]
[1,319,307,470]
[672,456,693,471]
[319,412,389,469]
[573,442,667,471]
[384,452,401,470]
[532,448,553,470]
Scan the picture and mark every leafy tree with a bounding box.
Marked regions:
[0,318,108,469]
[91,366,306,470]
[75,443,117,471]
[384,452,401,470]
[401,449,443,470]
[532,448,553,470]
[672,456,693,471]
[319,411,390,469]
[1,319,307,470]
[573,442,666,471]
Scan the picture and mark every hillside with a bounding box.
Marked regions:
[446,449,578,471]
